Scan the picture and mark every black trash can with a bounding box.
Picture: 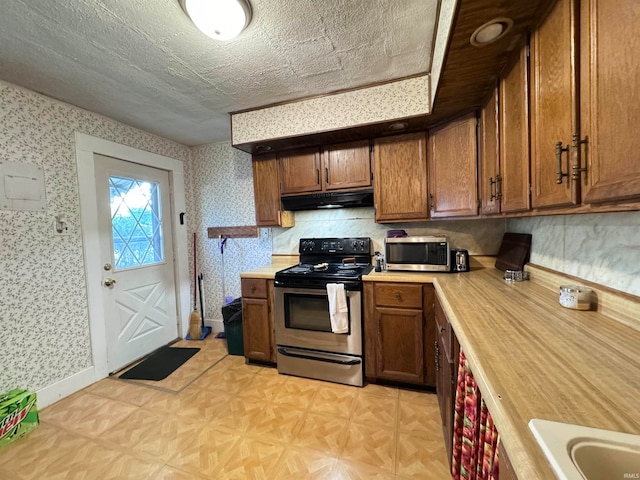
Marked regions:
[222,298,244,356]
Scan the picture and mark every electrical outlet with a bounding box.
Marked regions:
[53,218,71,236]
[261,228,271,239]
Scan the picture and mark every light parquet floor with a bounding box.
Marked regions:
[0,336,450,479]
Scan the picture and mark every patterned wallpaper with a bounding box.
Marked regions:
[0,81,190,394]
[186,142,272,323]
[507,212,640,297]
[231,76,430,145]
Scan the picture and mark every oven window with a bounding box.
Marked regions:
[283,293,350,333]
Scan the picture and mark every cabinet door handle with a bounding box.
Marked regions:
[325,167,329,184]
[316,169,320,185]
[571,134,589,181]
[490,176,497,201]
[556,141,570,184]
[395,293,402,301]
[434,340,440,372]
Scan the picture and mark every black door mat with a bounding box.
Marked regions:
[119,346,200,381]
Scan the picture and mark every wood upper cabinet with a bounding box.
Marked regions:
[373,132,429,222]
[479,86,501,215]
[279,148,322,195]
[252,154,294,227]
[428,113,478,218]
[530,0,578,209]
[364,282,436,387]
[279,141,371,196]
[580,0,640,204]
[322,140,371,190]
[241,278,276,363]
[499,44,531,213]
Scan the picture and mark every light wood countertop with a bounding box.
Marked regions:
[246,257,640,479]
[366,259,640,479]
[239,256,297,279]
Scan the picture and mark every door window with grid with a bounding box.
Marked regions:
[109,175,164,270]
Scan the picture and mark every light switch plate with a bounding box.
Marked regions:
[0,162,47,211]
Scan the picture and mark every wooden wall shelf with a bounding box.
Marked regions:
[207,226,259,239]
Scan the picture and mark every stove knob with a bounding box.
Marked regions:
[358,240,365,250]
[308,241,315,251]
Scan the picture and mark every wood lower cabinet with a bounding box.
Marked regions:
[252,153,294,227]
[373,132,429,223]
[241,278,276,363]
[364,282,435,387]
[499,441,519,480]
[499,44,531,213]
[428,113,478,218]
[435,293,457,466]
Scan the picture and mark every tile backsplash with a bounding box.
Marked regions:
[273,208,507,256]
[507,211,640,297]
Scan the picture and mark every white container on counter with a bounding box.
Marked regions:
[559,285,593,310]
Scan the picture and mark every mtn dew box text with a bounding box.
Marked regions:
[0,389,39,448]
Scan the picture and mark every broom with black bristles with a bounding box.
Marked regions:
[188,232,202,339]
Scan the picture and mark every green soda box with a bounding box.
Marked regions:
[0,389,39,448]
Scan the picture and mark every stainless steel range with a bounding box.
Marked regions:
[274,237,372,386]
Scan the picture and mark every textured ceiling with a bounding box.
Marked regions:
[0,0,438,146]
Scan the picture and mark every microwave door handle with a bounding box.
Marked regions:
[277,348,361,366]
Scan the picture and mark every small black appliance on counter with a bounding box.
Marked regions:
[450,249,470,272]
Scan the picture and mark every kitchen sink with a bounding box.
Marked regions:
[528,419,640,480]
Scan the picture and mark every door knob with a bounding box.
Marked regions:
[104,278,116,287]
[103,263,112,271]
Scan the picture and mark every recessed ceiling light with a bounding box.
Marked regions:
[180,0,252,41]
[470,18,513,46]
[255,145,271,152]
[388,122,409,131]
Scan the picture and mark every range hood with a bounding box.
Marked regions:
[281,189,374,211]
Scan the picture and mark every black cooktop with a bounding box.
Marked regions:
[277,262,372,278]
[274,237,372,289]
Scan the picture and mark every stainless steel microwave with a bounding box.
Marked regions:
[385,235,450,272]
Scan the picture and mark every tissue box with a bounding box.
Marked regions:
[0,389,39,448]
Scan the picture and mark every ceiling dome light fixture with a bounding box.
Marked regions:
[180,0,252,41]
[470,17,514,46]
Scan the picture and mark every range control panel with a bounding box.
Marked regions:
[299,237,371,255]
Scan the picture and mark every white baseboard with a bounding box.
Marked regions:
[204,318,224,333]
[36,367,99,409]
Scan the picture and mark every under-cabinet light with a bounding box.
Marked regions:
[470,18,513,46]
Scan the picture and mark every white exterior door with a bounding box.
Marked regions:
[94,154,178,372]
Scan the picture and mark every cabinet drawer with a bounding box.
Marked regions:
[241,278,268,299]
[435,297,452,362]
[374,283,422,309]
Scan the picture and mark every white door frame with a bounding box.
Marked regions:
[75,133,190,380]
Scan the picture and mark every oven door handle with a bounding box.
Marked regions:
[277,347,361,366]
